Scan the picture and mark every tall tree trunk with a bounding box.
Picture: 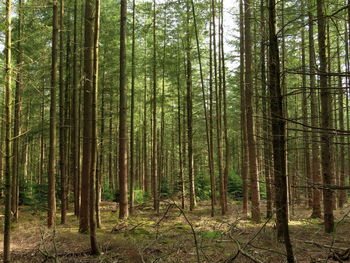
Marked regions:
[239,0,249,216]
[48,0,59,229]
[71,0,80,217]
[143,40,149,193]
[244,0,261,221]
[119,0,129,219]
[316,0,334,233]
[268,0,294,261]
[301,16,312,211]
[59,0,67,225]
[186,1,196,211]
[260,0,272,218]
[337,37,345,208]
[152,0,159,213]
[129,0,136,215]
[209,7,217,209]
[220,0,229,214]
[92,0,101,232]
[176,44,185,209]
[11,0,23,222]
[4,0,12,261]
[308,10,322,218]
[190,0,215,216]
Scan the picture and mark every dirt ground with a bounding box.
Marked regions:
[0,200,350,262]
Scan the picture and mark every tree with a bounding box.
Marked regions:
[11,0,23,222]
[244,0,260,221]
[129,0,136,215]
[317,0,334,233]
[186,0,196,211]
[48,0,59,229]
[4,0,13,261]
[152,0,159,213]
[268,0,294,261]
[119,0,129,219]
[308,8,322,219]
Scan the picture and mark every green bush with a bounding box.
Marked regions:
[196,173,211,200]
[227,170,243,199]
[102,185,118,202]
[133,190,150,204]
[19,181,48,212]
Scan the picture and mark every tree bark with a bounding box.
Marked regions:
[152,0,159,213]
[119,0,129,219]
[48,0,58,229]
[316,0,334,233]
[4,0,12,261]
[244,0,261,221]
[186,1,196,211]
[239,0,249,217]
[308,10,322,219]
[11,0,23,222]
[268,0,294,261]
[129,0,136,215]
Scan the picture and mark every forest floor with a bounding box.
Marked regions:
[1,200,350,262]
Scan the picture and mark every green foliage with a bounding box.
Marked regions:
[102,185,118,202]
[227,170,243,200]
[196,173,212,200]
[19,182,48,212]
[160,176,170,197]
[133,190,150,204]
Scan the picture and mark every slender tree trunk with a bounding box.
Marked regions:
[152,0,159,213]
[190,0,215,216]
[143,40,149,193]
[48,0,58,229]
[186,2,196,211]
[308,10,322,218]
[316,0,334,233]
[92,0,101,232]
[268,0,294,261]
[176,45,185,209]
[239,0,248,217]
[129,0,136,215]
[59,0,67,225]
[301,17,312,211]
[244,0,261,221]
[11,0,23,222]
[260,0,272,218]
[209,8,217,208]
[4,0,12,261]
[220,0,229,214]
[71,0,80,217]
[337,37,345,208]
[119,0,129,219]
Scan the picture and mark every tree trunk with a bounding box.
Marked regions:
[244,0,261,221]
[59,0,67,225]
[152,0,159,213]
[119,0,129,219]
[239,0,249,217]
[71,0,80,217]
[4,0,12,261]
[337,37,345,208]
[316,0,334,233]
[129,0,136,215]
[308,10,322,219]
[301,17,312,210]
[268,0,294,261]
[11,0,23,222]
[48,0,58,229]
[186,2,196,211]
